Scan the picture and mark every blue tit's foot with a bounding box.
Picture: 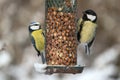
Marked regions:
[34,63,47,73]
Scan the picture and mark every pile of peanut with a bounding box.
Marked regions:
[46,7,77,65]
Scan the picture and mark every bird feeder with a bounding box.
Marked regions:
[45,0,83,74]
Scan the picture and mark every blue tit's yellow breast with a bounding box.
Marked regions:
[31,30,45,52]
[80,21,97,43]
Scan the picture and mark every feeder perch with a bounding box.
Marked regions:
[45,0,84,74]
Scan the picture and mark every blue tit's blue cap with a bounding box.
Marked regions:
[30,22,40,26]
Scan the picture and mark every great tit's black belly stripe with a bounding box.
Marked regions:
[77,20,84,42]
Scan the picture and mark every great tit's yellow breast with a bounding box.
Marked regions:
[31,30,45,52]
[80,21,97,43]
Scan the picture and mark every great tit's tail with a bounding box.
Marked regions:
[85,45,90,55]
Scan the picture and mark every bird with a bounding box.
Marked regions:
[29,22,46,64]
[77,9,97,55]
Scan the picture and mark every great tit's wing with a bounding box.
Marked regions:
[85,37,95,55]
[77,18,83,31]
[77,19,84,42]
[85,45,90,55]
[88,36,95,48]
[85,36,95,55]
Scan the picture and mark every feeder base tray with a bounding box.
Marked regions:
[45,65,84,74]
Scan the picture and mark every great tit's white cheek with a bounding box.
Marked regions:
[87,14,96,21]
[30,26,39,30]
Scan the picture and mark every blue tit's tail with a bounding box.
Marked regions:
[41,52,46,64]
[85,45,90,55]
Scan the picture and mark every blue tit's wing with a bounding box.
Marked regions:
[30,35,35,48]
[30,35,40,54]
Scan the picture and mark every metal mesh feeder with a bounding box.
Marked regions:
[45,0,84,74]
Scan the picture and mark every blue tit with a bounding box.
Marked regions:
[29,22,46,64]
[77,9,97,55]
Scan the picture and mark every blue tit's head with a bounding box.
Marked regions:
[29,22,41,33]
[82,9,97,22]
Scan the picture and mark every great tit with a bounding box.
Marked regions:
[29,22,46,64]
[77,9,97,55]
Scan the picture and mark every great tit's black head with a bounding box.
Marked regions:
[29,22,41,32]
[82,9,97,22]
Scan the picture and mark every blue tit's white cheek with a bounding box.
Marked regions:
[87,14,96,21]
[30,26,39,30]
